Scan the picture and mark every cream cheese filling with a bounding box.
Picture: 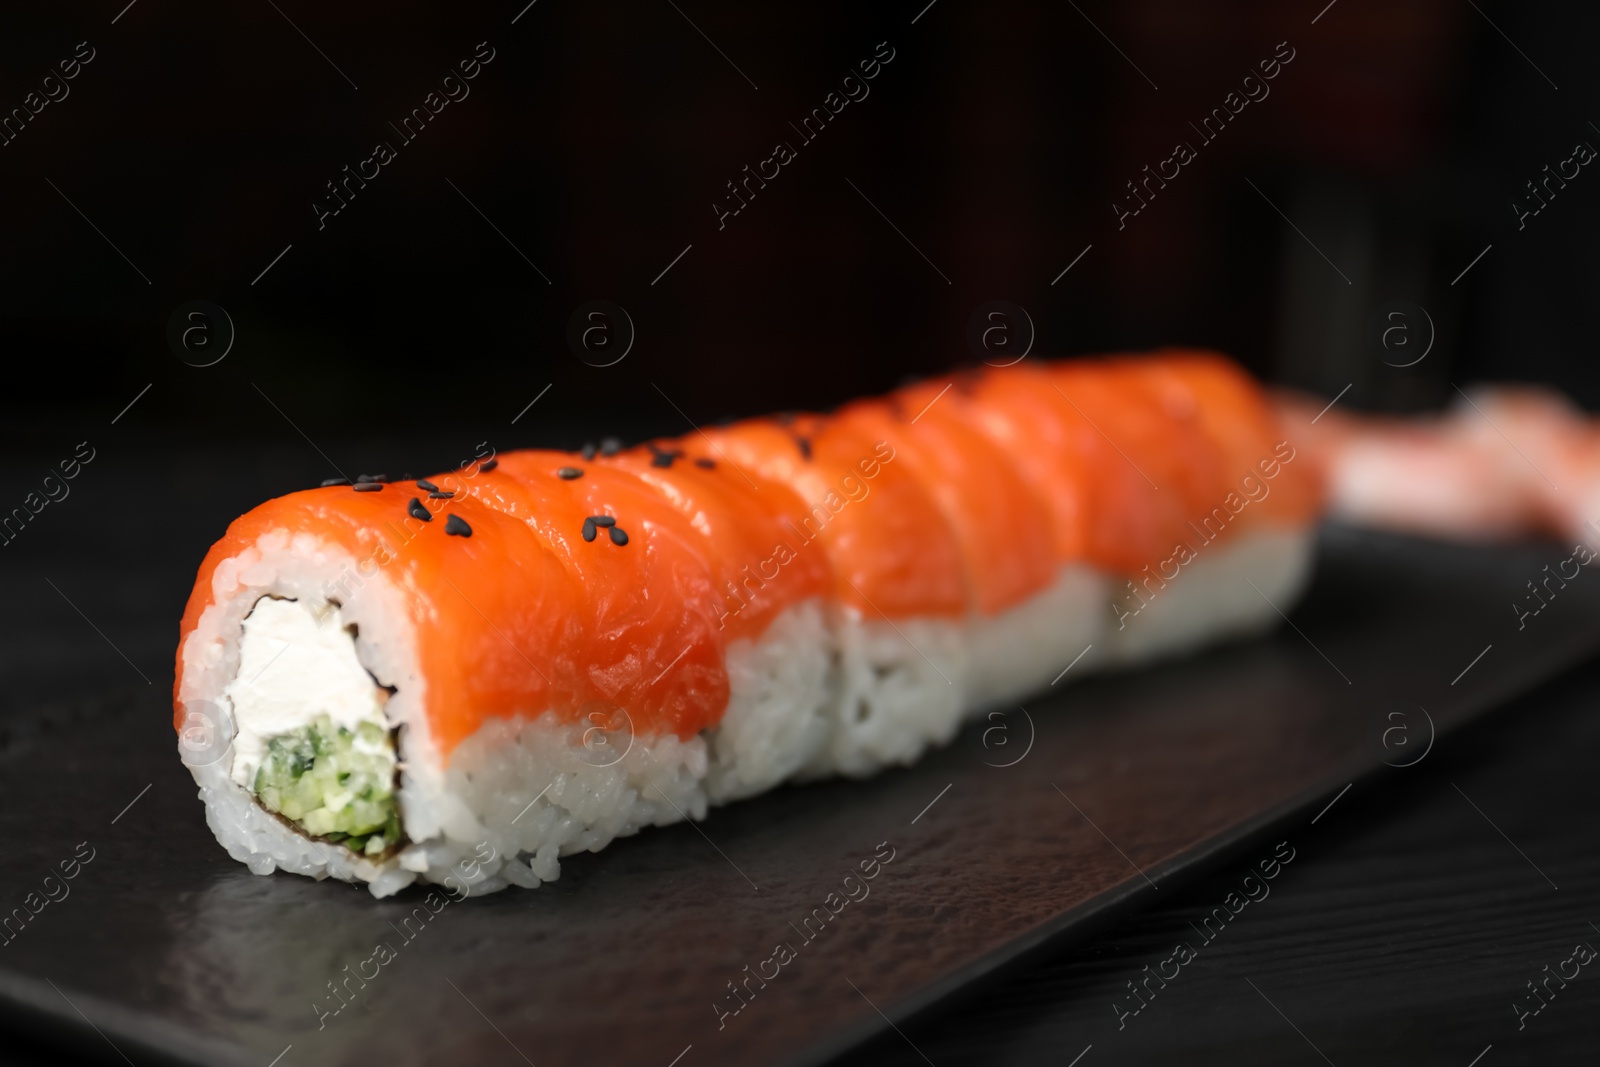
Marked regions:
[222,596,390,790]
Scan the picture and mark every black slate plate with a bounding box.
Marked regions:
[2,523,1598,1067]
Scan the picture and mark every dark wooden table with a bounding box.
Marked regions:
[833,653,1600,1066]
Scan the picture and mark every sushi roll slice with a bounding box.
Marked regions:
[173,351,1322,897]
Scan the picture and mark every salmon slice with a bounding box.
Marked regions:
[595,444,833,642]
[960,365,1097,564]
[1040,361,1190,575]
[1148,352,1320,529]
[835,389,1057,615]
[700,415,967,619]
[481,452,731,741]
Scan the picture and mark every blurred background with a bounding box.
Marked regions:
[3,0,1597,439]
[1,0,1597,693]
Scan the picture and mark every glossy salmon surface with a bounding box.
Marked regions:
[176,352,1319,752]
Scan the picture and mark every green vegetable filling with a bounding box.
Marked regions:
[253,714,400,855]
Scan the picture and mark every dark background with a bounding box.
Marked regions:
[2,0,1597,454]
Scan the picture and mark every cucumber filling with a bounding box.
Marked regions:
[253,713,400,855]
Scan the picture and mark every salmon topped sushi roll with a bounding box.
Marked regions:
[173,351,1323,896]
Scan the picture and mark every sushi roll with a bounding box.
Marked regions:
[1281,382,1600,545]
[173,351,1322,897]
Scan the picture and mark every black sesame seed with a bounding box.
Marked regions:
[407,498,432,521]
[581,442,597,461]
[429,491,454,499]
[356,474,383,483]
[590,515,616,527]
[796,437,813,461]
[416,479,439,492]
[445,514,472,537]
[694,457,716,470]
[321,477,351,487]
[353,482,383,493]
[557,467,583,480]
[647,443,684,468]
[600,437,622,456]
[582,518,597,542]
[479,459,499,473]
[609,526,629,546]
